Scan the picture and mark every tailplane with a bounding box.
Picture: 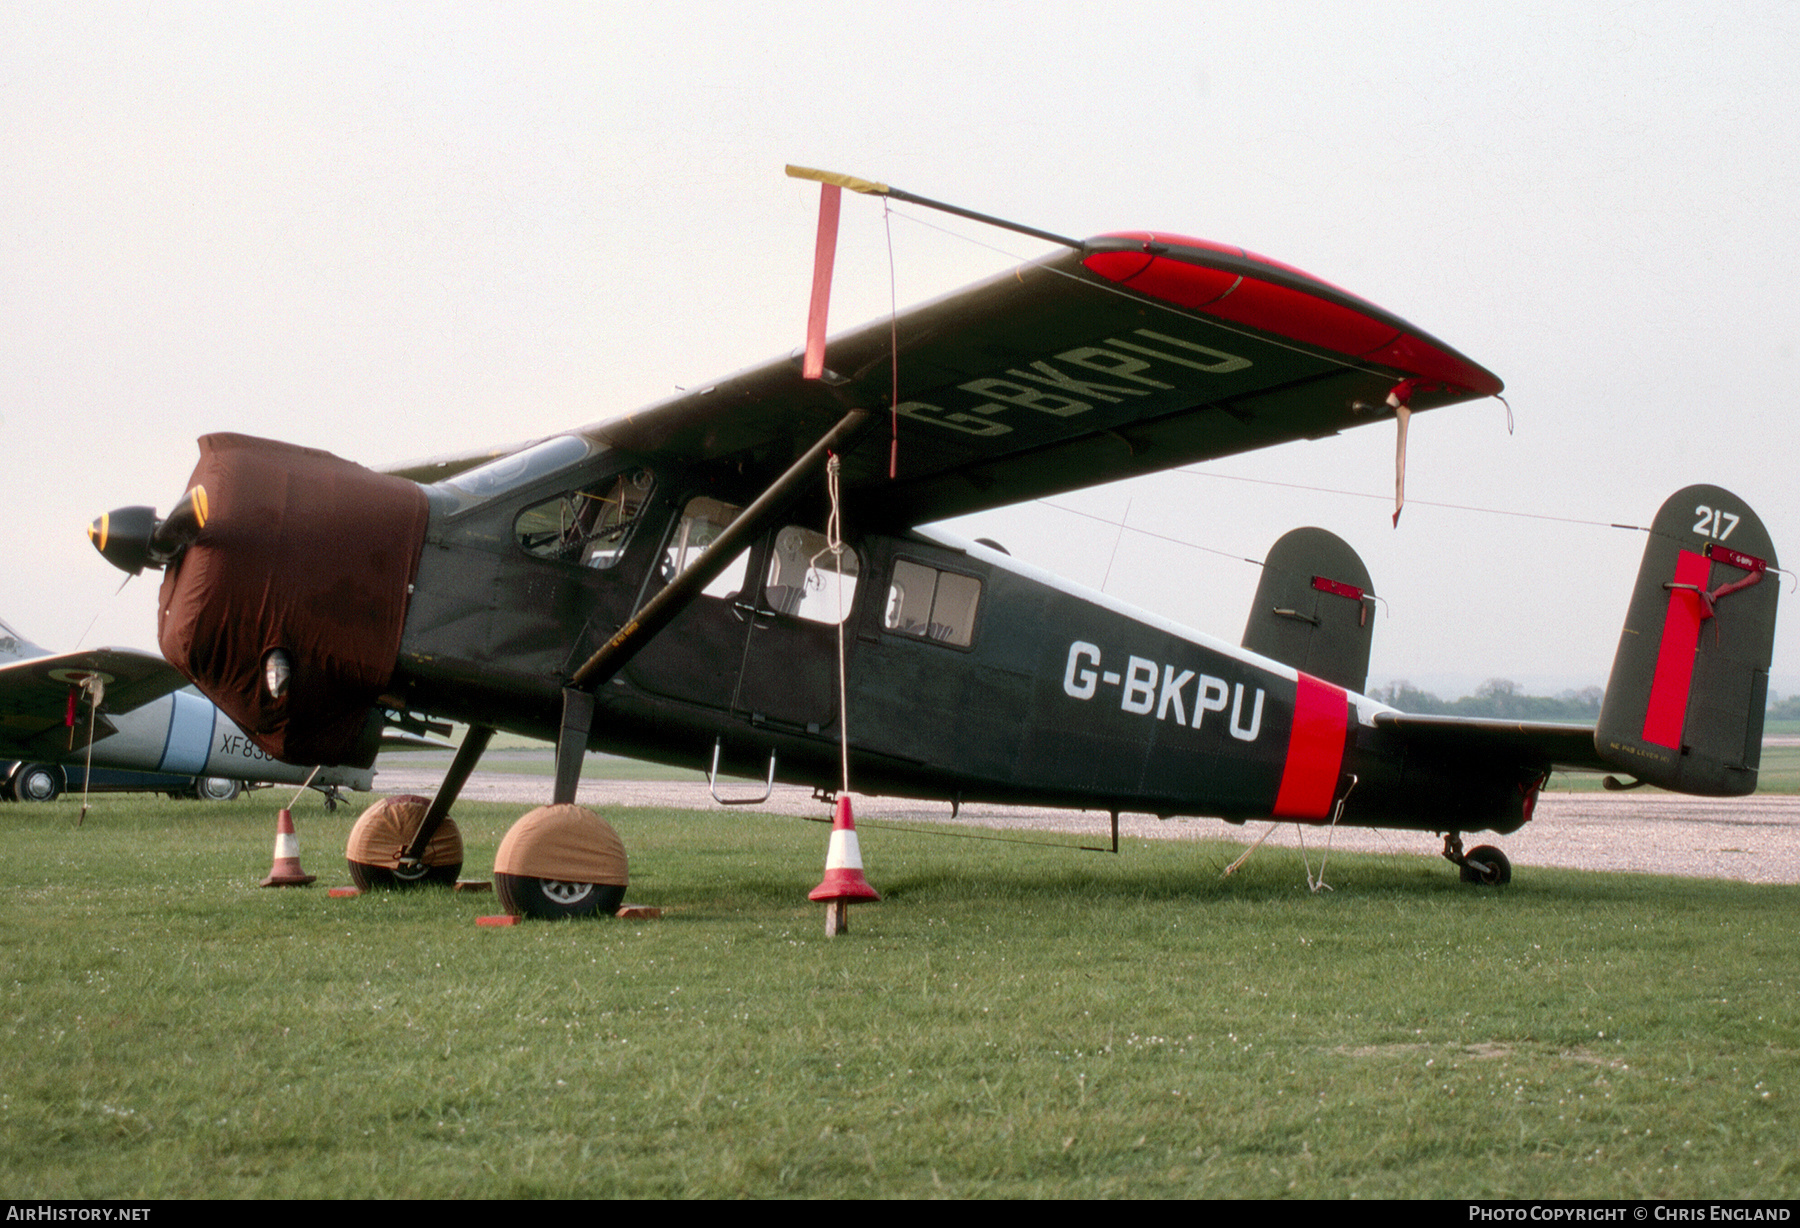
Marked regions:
[1596,485,1779,795]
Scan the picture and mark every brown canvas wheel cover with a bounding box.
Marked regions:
[494,804,627,885]
[346,795,463,869]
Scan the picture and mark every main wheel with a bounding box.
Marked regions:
[493,804,628,920]
[348,858,462,890]
[344,795,463,889]
[192,777,244,802]
[494,873,626,920]
[1459,844,1512,885]
[12,764,62,803]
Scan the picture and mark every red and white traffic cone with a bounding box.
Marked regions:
[808,795,878,935]
[260,808,317,887]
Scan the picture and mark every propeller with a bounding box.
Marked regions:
[88,486,209,575]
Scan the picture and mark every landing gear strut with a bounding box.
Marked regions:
[1442,833,1512,886]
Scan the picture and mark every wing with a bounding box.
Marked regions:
[571,232,1501,526]
[1371,713,1610,775]
[0,649,191,760]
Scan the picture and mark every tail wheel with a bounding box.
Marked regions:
[1459,844,1512,885]
[493,804,628,921]
[344,795,463,890]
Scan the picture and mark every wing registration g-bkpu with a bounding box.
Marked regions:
[89,175,1776,910]
[397,228,1499,529]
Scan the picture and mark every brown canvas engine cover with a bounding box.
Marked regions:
[494,805,629,885]
[157,433,429,767]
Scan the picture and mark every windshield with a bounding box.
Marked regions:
[436,436,592,504]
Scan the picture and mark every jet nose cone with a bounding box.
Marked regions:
[88,506,160,576]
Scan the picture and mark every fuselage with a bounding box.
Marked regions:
[381,439,1535,835]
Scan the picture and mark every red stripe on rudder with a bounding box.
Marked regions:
[1273,675,1348,820]
[1642,550,1712,749]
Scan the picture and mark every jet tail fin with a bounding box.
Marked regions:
[1596,485,1779,795]
[1242,526,1376,694]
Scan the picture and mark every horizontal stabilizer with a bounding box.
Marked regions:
[1369,712,1608,773]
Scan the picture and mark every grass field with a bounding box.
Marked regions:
[2,795,1796,1198]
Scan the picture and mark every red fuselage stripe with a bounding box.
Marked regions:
[1642,549,1711,750]
[1272,675,1348,820]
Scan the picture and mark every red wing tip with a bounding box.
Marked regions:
[1083,232,1501,398]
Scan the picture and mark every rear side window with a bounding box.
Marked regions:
[884,559,981,647]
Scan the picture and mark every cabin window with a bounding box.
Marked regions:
[884,558,981,647]
[514,468,654,568]
[664,495,750,598]
[763,525,859,625]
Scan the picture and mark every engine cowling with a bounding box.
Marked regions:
[152,433,429,767]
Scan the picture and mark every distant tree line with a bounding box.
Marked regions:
[1373,680,1800,721]
[1370,679,1603,720]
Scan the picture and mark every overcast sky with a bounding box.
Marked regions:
[5,2,1796,698]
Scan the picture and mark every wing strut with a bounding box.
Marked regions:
[399,724,495,872]
[548,406,876,804]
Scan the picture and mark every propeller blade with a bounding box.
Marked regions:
[153,485,209,553]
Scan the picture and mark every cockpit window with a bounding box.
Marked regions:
[438,435,591,502]
[515,469,655,568]
[664,496,750,597]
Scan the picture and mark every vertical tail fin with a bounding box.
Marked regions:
[1596,485,1779,795]
[1242,526,1377,694]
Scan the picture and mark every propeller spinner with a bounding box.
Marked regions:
[89,486,208,575]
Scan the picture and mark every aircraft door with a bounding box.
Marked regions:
[623,499,856,734]
[733,523,860,731]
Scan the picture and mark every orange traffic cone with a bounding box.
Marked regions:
[260,808,317,887]
[809,795,878,934]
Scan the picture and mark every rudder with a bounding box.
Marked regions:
[1596,484,1779,795]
